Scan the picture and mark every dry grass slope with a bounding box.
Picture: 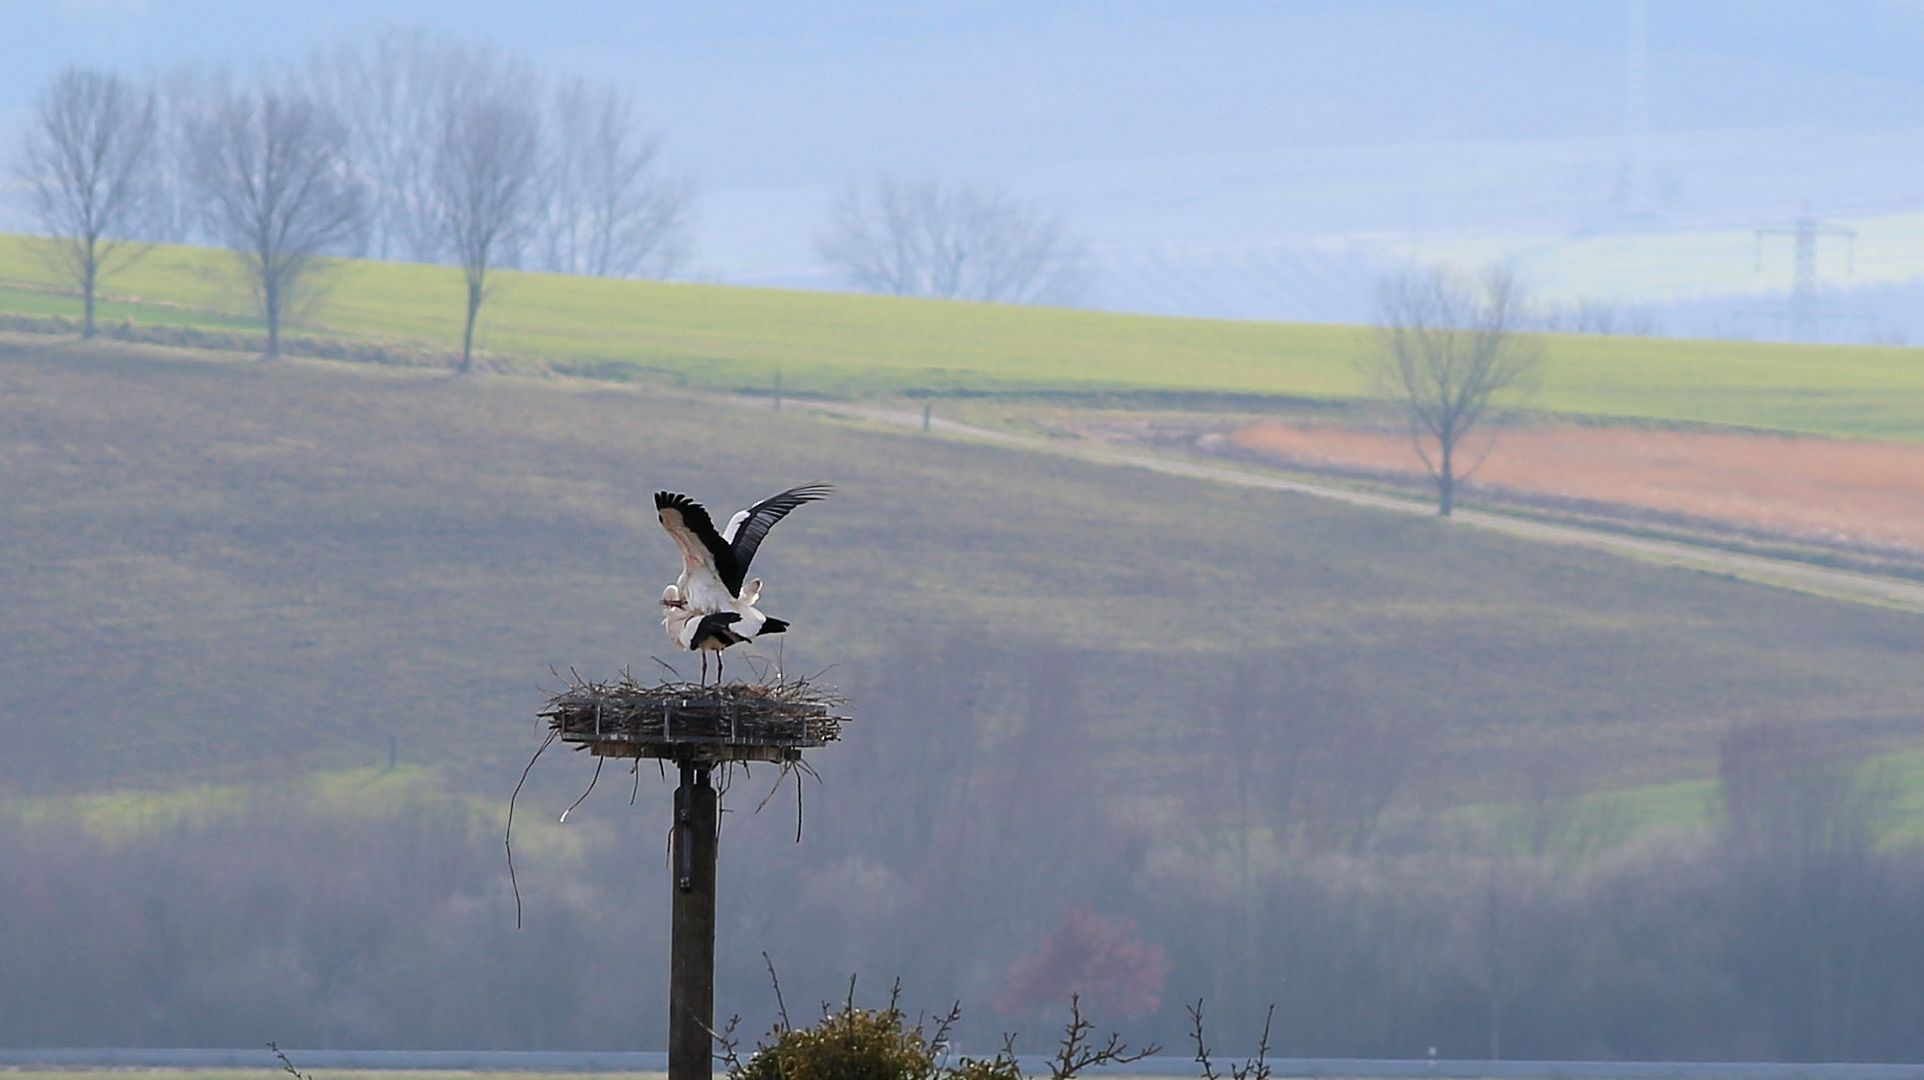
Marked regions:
[2,334,1921,803]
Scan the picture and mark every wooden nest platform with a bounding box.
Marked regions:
[542,674,848,764]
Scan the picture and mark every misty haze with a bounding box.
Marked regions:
[3,4,1924,1080]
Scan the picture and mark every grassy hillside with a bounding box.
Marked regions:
[3,333,1921,807]
[4,235,1924,439]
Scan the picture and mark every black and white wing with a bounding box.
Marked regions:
[721,483,833,584]
[655,491,739,593]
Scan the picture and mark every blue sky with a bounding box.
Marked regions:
[5,2,1924,318]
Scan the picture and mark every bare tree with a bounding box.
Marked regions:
[189,85,364,357]
[1499,746,1632,861]
[816,177,1086,305]
[1532,298,1661,337]
[1371,266,1538,516]
[140,66,228,246]
[1456,862,1556,1060]
[1715,723,1896,1060]
[534,78,690,278]
[13,67,158,338]
[431,67,541,374]
[304,28,464,263]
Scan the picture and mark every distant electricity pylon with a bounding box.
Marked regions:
[1754,210,1857,341]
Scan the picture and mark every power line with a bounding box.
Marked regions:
[1753,209,1859,340]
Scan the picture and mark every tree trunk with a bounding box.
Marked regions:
[1488,993,1502,1060]
[461,279,482,374]
[82,266,97,339]
[265,282,281,358]
[1438,440,1456,517]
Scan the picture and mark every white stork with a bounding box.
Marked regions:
[659,584,781,685]
[654,483,831,683]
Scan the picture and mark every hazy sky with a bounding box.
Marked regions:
[5,2,1924,312]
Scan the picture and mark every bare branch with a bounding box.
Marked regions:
[699,1011,742,1072]
[762,950,791,1032]
[188,82,364,357]
[927,999,964,1058]
[430,56,542,373]
[817,176,1087,305]
[14,67,159,337]
[303,28,467,262]
[268,1043,313,1080]
[1191,999,1275,1080]
[1190,999,1222,1080]
[1045,993,1160,1078]
[1370,264,1538,516]
[533,78,691,278]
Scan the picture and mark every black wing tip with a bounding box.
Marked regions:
[783,482,835,502]
[655,490,698,512]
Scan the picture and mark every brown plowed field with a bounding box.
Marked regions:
[1229,422,1924,554]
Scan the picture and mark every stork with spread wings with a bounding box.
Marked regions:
[654,484,832,684]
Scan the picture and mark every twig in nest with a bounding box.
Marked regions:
[505,729,558,930]
[541,670,847,746]
[751,759,820,843]
[754,763,791,814]
[558,754,604,824]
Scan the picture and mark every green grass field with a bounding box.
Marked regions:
[4,235,1923,439]
[1453,746,1924,851]
[0,765,459,840]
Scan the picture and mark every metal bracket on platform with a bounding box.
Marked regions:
[674,764,694,892]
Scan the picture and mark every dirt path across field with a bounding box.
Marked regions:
[776,399,1924,615]
[1231,422,1924,555]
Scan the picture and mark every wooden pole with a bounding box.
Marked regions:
[669,761,718,1080]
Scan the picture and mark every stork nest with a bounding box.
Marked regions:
[541,672,847,756]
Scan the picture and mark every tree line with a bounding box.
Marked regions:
[9,29,1089,366]
[11,32,690,370]
[3,636,1920,1062]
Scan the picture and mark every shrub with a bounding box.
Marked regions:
[729,1001,1020,1080]
[724,986,1152,1080]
